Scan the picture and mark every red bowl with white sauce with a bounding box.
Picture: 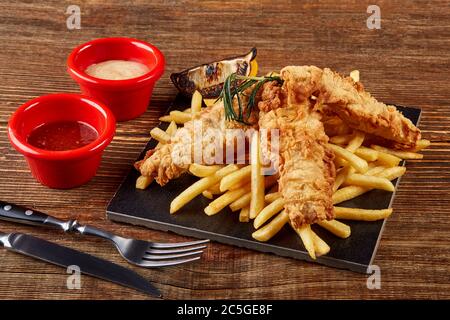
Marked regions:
[7,93,116,189]
[67,37,165,121]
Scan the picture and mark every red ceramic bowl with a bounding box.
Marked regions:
[67,37,165,121]
[7,93,116,189]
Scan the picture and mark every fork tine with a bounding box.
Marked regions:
[146,245,207,255]
[143,250,203,261]
[139,256,201,268]
[149,239,209,249]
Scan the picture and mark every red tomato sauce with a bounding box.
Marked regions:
[27,121,98,151]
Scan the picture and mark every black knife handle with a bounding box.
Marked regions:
[0,200,75,232]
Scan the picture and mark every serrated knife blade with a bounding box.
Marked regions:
[0,231,161,297]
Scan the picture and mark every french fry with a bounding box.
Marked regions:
[311,231,330,256]
[220,165,251,192]
[189,164,222,177]
[165,121,178,136]
[334,157,348,168]
[366,165,387,176]
[203,98,217,108]
[330,133,354,145]
[377,166,407,180]
[334,131,364,168]
[345,173,395,192]
[346,131,365,152]
[333,166,406,204]
[354,146,378,162]
[334,156,346,168]
[150,127,171,144]
[229,193,251,212]
[202,190,214,199]
[329,134,354,145]
[249,132,265,218]
[159,115,172,122]
[183,107,191,113]
[411,139,431,151]
[368,161,377,168]
[191,90,203,114]
[239,206,250,222]
[155,121,178,153]
[376,150,402,167]
[230,169,273,192]
[204,184,251,216]
[206,183,222,195]
[371,145,423,160]
[228,178,251,191]
[333,185,367,205]
[350,69,360,82]
[329,143,368,173]
[264,191,281,203]
[252,210,289,242]
[333,166,355,192]
[229,177,278,212]
[168,110,192,124]
[254,198,285,229]
[170,164,239,213]
[334,207,393,221]
[136,175,153,189]
[293,224,316,259]
[159,111,192,124]
[317,219,351,238]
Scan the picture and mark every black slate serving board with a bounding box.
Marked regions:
[107,95,421,273]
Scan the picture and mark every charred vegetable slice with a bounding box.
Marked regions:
[170,48,257,98]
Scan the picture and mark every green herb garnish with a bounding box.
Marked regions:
[218,73,283,124]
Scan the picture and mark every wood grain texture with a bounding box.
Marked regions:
[0,0,449,300]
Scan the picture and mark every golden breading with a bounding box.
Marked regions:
[259,83,335,227]
[136,96,258,186]
[280,66,421,148]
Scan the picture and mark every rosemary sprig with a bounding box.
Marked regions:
[218,73,283,124]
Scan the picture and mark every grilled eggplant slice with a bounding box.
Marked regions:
[170,48,257,98]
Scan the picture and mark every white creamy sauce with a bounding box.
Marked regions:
[85,60,150,80]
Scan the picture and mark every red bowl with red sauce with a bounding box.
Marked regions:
[67,37,165,121]
[7,93,116,189]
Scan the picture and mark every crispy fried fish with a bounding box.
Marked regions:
[258,65,421,227]
[136,102,224,185]
[258,79,335,227]
[281,66,421,148]
[136,96,258,186]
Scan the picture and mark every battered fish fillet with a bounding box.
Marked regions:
[135,96,258,186]
[258,81,335,227]
[281,66,421,148]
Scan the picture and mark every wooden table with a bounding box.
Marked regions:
[0,0,449,300]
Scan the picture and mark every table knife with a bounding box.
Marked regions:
[0,231,161,297]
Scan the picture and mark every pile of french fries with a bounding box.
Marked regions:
[137,85,430,260]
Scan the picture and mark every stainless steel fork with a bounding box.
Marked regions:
[0,201,209,268]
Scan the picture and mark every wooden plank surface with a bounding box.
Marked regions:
[0,0,449,299]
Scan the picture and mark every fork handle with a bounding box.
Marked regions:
[0,200,77,232]
[77,225,116,242]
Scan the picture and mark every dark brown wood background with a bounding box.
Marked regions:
[0,0,449,300]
